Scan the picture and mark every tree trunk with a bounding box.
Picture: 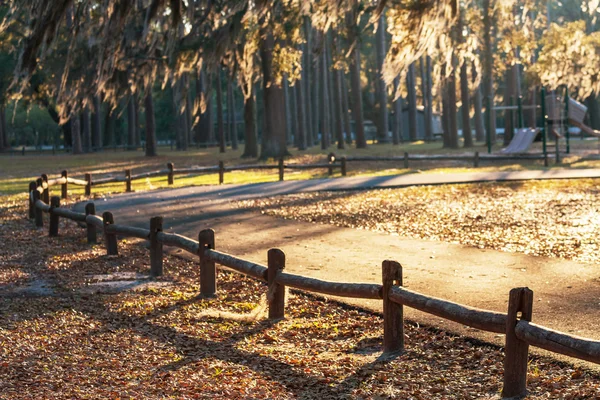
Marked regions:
[350,44,367,148]
[242,90,258,158]
[448,71,459,148]
[259,33,289,159]
[133,94,141,147]
[504,64,519,146]
[407,63,418,141]
[482,0,496,143]
[375,13,389,143]
[424,56,434,141]
[460,62,473,147]
[231,80,239,150]
[195,70,211,144]
[341,73,353,145]
[331,43,345,149]
[319,48,330,150]
[586,95,600,130]
[91,95,102,150]
[104,106,115,147]
[216,68,225,153]
[311,29,320,146]
[294,78,307,150]
[392,77,402,144]
[303,18,313,147]
[472,61,486,142]
[82,108,91,153]
[144,90,157,157]
[127,96,136,150]
[283,75,294,146]
[0,106,6,149]
[71,113,83,154]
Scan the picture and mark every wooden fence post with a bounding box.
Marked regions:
[125,169,132,192]
[49,196,60,237]
[327,153,335,176]
[403,152,409,169]
[32,190,43,227]
[167,162,174,185]
[85,202,97,244]
[102,211,118,255]
[218,161,225,185]
[41,174,50,204]
[382,260,404,354]
[61,170,68,199]
[474,152,480,168]
[278,158,284,181]
[267,248,286,319]
[149,216,163,276]
[85,173,92,196]
[198,229,216,296]
[28,181,37,219]
[341,157,347,177]
[502,287,534,399]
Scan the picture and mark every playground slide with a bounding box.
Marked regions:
[569,119,600,138]
[501,128,539,154]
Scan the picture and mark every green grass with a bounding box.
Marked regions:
[2,138,600,196]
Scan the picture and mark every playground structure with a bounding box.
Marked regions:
[488,87,599,160]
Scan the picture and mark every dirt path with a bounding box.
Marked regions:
[75,171,600,358]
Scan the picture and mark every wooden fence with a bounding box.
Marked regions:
[28,159,344,200]
[26,175,600,399]
[340,151,555,168]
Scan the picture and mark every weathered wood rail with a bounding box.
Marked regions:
[341,151,554,168]
[27,160,343,200]
[26,183,600,399]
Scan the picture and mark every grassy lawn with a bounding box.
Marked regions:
[2,138,600,195]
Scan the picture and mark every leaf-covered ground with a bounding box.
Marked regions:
[1,195,600,399]
[239,179,600,264]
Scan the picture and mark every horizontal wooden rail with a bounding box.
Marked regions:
[174,166,220,174]
[389,286,507,334]
[284,163,341,170]
[156,232,199,254]
[105,224,150,239]
[34,199,51,212]
[276,272,382,299]
[85,214,104,228]
[224,164,276,171]
[52,207,87,222]
[515,321,600,364]
[92,176,122,185]
[130,170,168,180]
[205,249,268,281]
[67,177,88,186]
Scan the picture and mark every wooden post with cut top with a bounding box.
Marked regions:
[218,161,225,185]
[49,196,60,237]
[278,159,284,181]
[28,181,37,219]
[167,162,174,185]
[41,174,50,204]
[33,190,43,227]
[341,157,347,176]
[149,216,163,276]
[474,152,480,168]
[125,169,132,192]
[198,229,216,296]
[85,173,92,196]
[403,152,409,169]
[268,248,286,319]
[382,260,404,354]
[61,170,68,199]
[502,287,533,399]
[85,203,97,244]
[102,211,118,255]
